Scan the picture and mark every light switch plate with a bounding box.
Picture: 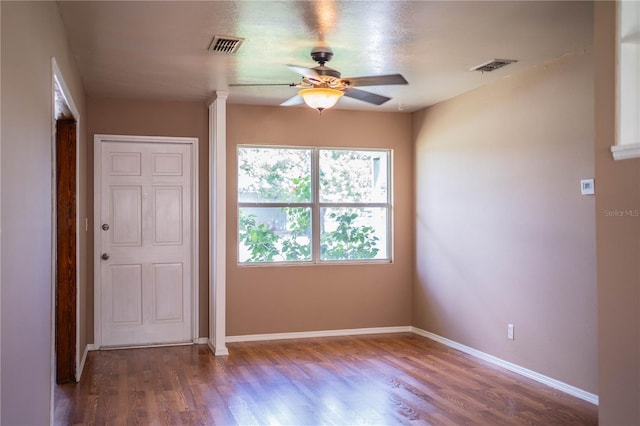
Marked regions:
[581,179,595,195]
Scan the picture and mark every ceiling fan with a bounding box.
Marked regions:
[231,43,409,113]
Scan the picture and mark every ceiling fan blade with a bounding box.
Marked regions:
[286,64,321,80]
[342,74,408,87]
[343,88,391,105]
[280,94,305,107]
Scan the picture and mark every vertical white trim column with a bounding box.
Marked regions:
[208,91,229,356]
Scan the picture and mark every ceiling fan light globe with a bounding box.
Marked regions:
[299,88,344,112]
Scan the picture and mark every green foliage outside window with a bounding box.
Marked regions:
[237,147,387,263]
[321,212,379,260]
[238,213,280,262]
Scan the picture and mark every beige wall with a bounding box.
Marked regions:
[594,2,640,423]
[86,98,209,337]
[226,105,413,336]
[412,50,598,394]
[1,2,87,424]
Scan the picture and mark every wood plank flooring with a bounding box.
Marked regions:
[55,333,597,425]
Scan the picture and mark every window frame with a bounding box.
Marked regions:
[612,0,640,160]
[237,145,393,265]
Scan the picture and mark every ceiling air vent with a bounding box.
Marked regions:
[470,59,517,73]
[209,36,244,54]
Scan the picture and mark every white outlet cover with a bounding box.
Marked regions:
[581,179,595,195]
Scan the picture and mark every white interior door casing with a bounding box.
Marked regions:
[94,135,198,347]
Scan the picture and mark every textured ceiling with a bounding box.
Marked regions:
[57,1,593,112]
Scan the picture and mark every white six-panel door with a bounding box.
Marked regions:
[96,137,195,347]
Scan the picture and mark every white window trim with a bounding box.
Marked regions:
[613,0,640,160]
[237,146,393,265]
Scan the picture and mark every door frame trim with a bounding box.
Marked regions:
[93,134,199,348]
[51,58,81,391]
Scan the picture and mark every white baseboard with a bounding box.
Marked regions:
[76,345,88,382]
[76,344,98,381]
[195,337,208,344]
[226,326,413,343]
[207,339,229,356]
[411,327,598,405]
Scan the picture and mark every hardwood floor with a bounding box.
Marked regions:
[55,333,597,425]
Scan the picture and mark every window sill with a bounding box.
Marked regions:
[611,143,640,160]
[238,259,393,267]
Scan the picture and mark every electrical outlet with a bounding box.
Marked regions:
[507,324,515,340]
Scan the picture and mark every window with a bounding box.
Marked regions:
[238,146,391,264]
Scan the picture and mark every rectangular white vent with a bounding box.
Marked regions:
[209,36,244,54]
[470,59,517,72]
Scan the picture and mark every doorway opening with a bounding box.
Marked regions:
[55,117,76,383]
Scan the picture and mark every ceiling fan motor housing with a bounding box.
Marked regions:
[311,45,334,65]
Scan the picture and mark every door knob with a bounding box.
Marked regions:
[101,253,110,260]
[101,223,110,231]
